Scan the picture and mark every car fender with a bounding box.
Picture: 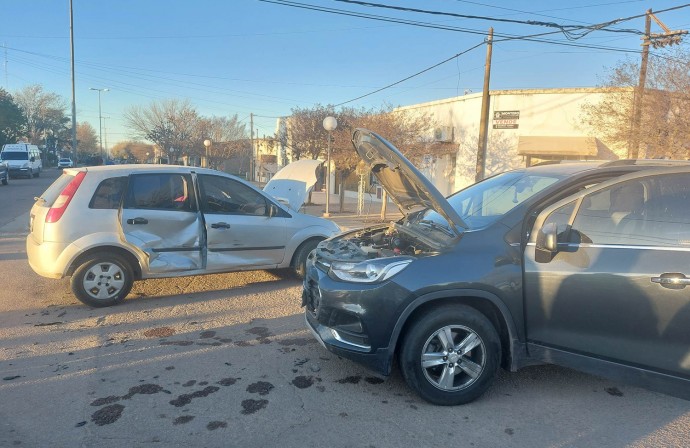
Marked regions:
[61,232,145,276]
[386,288,524,372]
[283,224,339,265]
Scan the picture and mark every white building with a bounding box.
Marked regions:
[396,87,634,195]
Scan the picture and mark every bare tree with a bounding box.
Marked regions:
[197,115,248,168]
[581,49,690,159]
[283,104,441,210]
[13,84,69,145]
[124,99,200,159]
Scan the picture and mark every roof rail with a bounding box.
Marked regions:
[601,159,690,167]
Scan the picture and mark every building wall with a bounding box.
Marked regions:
[397,88,633,192]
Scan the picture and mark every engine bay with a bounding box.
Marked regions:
[315,223,440,264]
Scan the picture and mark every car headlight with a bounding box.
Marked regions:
[330,257,413,283]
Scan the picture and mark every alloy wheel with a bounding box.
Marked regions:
[420,325,486,391]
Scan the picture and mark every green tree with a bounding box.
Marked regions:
[0,88,25,146]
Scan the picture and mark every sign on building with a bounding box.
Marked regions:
[493,110,520,129]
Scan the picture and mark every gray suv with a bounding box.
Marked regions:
[303,129,690,405]
[28,164,339,307]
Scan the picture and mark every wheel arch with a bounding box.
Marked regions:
[67,245,142,280]
[389,290,521,372]
[290,236,326,268]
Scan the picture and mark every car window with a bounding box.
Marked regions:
[124,173,194,212]
[1,152,28,160]
[570,173,690,247]
[198,174,267,216]
[89,176,127,209]
[421,172,562,230]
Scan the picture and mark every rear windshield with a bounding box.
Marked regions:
[1,152,29,160]
[39,173,76,206]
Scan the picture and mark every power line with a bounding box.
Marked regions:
[335,42,485,106]
[331,0,644,39]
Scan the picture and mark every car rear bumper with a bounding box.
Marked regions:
[26,235,69,279]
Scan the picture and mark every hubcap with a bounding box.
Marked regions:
[420,325,486,392]
[82,262,125,300]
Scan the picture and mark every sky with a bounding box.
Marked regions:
[2,0,690,149]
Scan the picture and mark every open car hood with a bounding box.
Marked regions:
[263,159,322,211]
[352,129,467,234]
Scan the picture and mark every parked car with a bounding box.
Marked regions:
[0,161,8,185]
[27,164,340,307]
[57,158,74,168]
[303,129,690,405]
[0,143,42,178]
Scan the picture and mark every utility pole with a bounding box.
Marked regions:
[103,116,109,159]
[69,0,78,165]
[629,10,652,160]
[629,9,687,159]
[475,27,493,182]
[250,113,254,181]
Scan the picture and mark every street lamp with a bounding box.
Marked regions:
[322,116,337,218]
[203,139,212,168]
[89,87,108,162]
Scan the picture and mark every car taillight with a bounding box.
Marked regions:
[46,171,86,223]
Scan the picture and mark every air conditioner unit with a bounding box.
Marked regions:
[434,126,454,142]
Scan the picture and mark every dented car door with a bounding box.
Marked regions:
[119,172,203,274]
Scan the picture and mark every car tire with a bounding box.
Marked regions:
[27,169,33,179]
[400,304,500,406]
[34,167,40,178]
[1,174,7,186]
[70,253,134,307]
[292,239,322,279]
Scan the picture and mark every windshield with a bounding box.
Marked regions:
[1,152,29,161]
[414,171,561,231]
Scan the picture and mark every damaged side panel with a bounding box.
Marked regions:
[119,173,204,274]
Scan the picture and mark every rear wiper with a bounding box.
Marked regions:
[419,219,454,237]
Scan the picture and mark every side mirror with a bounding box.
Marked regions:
[30,156,36,162]
[535,222,559,263]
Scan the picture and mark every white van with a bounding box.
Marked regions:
[0,143,43,178]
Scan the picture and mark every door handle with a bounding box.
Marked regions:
[126,217,148,225]
[651,273,690,289]
[211,222,231,229]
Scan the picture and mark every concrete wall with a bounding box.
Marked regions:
[397,88,632,192]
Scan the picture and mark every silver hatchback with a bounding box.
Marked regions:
[27,164,340,307]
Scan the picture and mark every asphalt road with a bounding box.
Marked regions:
[0,168,688,448]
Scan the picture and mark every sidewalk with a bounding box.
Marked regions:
[301,190,402,231]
